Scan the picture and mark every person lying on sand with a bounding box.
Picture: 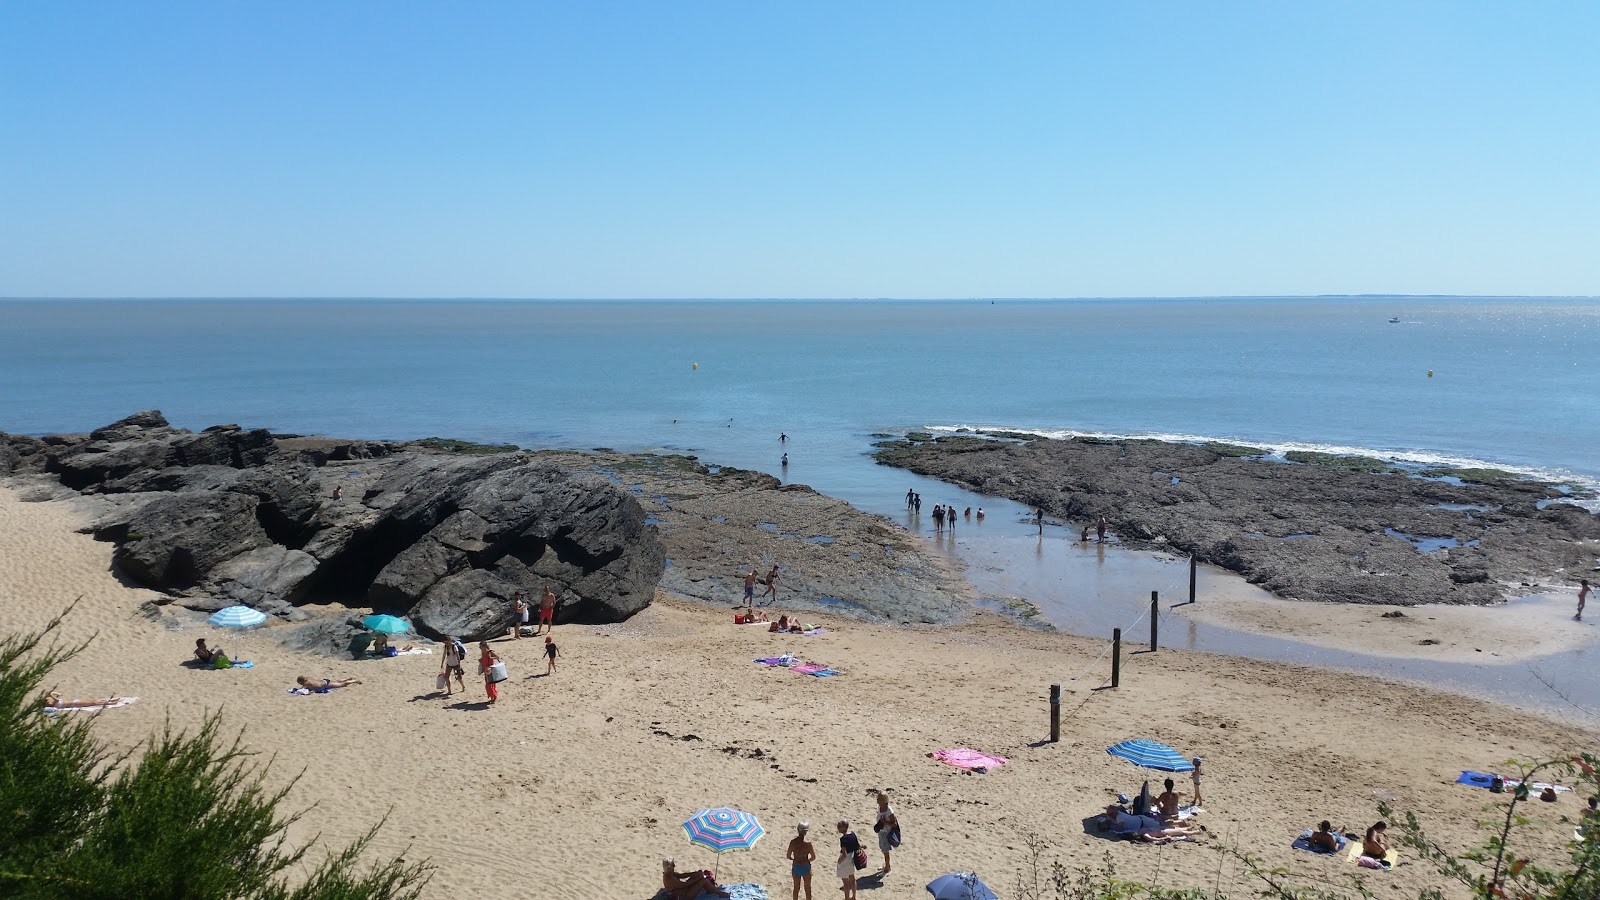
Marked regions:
[1310,820,1340,852]
[295,676,362,690]
[661,858,728,899]
[1102,804,1198,843]
[42,691,125,710]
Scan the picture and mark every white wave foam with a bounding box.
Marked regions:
[923,423,1600,497]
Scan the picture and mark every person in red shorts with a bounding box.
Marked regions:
[538,585,557,634]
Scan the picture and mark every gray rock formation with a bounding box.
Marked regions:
[1,412,666,638]
[876,433,1600,606]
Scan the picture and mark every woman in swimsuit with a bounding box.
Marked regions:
[42,691,124,710]
[1363,821,1390,860]
[295,676,362,690]
[786,822,815,900]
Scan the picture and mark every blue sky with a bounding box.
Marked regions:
[1,2,1596,298]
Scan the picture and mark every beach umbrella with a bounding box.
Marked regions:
[1107,738,1193,772]
[682,807,764,876]
[208,605,268,628]
[926,872,999,900]
[361,614,410,634]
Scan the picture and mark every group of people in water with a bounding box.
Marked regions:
[905,488,983,533]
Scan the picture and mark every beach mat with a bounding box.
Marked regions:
[932,748,1009,770]
[649,885,767,900]
[1457,771,1571,794]
[1291,829,1348,855]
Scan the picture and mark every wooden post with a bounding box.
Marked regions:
[1150,591,1159,651]
[1111,628,1121,688]
[1189,556,1197,604]
[1049,683,1061,742]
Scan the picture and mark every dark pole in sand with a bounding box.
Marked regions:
[1150,591,1159,651]
[1111,628,1121,688]
[1189,556,1197,605]
[1050,683,1061,742]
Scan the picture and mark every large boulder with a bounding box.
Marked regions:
[99,491,272,590]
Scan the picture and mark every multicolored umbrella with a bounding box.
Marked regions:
[361,614,410,634]
[208,606,268,628]
[682,807,764,875]
[1106,738,1194,772]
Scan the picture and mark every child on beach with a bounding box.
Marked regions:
[544,636,558,675]
[479,643,502,703]
[1191,757,1204,807]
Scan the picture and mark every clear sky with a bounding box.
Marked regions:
[2,2,1596,298]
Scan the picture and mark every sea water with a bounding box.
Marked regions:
[2,297,1597,712]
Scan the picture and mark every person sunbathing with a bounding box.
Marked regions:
[194,638,223,665]
[771,615,791,632]
[1103,804,1197,843]
[661,858,728,899]
[1310,820,1340,852]
[295,676,362,690]
[1363,821,1390,860]
[42,691,124,710]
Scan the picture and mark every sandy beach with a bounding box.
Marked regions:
[2,483,1594,899]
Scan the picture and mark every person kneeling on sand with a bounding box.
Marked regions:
[1310,820,1340,852]
[661,858,728,899]
[1362,821,1390,861]
[296,676,362,691]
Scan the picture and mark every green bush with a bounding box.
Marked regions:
[0,611,432,899]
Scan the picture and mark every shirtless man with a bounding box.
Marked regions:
[538,585,557,635]
[787,822,816,900]
[744,567,759,608]
[1310,820,1340,852]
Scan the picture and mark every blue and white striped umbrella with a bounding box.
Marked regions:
[208,605,268,628]
[1106,738,1194,772]
[682,807,765,855]
[927,872,999,900]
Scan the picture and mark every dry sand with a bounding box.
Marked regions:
[2,484,1595,900]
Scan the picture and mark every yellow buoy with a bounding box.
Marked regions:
[692,363,698,370]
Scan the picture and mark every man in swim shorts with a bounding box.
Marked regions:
[538,585,556,634]
[744,567,758,608]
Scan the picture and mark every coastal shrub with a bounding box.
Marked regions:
[1284,450,1395,473]
[0,612,432,899]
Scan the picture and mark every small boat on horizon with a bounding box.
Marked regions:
[1388,316,1401,323]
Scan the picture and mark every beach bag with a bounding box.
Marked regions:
[436,673,449,690]
[852,848,868,870]
[212,655,233,670]
[888,824,902,849]
[487,660,508,683]
[383,646,399,657]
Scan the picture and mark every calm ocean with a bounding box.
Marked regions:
[3,297,1597,710]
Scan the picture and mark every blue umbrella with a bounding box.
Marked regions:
[362,614,410,634]
[927,872,998,900]
[1107,738,1194,772]
[682,807,764,876]
[208,605,268,628]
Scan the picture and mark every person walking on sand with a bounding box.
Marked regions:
[440,636,466,696]
[835,820,860,900]
[543,635,558,675]
[538,585,557,635]
[873,791,899,874]
[744,567,759,608]
[478,642,502,704]
[762,565,781,602]
[1190,757,1204,807]
[787,822,816,900]
[1579,579,1590,621]
[511,593,528,639]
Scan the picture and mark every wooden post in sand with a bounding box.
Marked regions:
[1189,556,1197,604]
[1150,591,1159,651]
[1049,683,1061,742]
[1111,628,1121,688]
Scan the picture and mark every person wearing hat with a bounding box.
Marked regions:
[786,822,816,900]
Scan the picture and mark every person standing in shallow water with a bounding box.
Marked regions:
[1037,507,1044,536]
[913,494,921,513]
[906,488,914,508]
[1097,515,1108,543]
[932,505,943,532]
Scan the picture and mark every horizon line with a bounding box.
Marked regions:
[3,294,1599,302]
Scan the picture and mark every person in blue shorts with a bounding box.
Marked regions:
[786,822,815,900]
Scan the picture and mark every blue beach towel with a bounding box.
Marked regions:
[1457,770,1497,788]
[804,667,840,677]
[651,885,767,900]
[1292,830,1347,854]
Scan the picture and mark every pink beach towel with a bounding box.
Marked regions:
[932,748,1009,770]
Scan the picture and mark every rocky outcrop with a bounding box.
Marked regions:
[2,412,666,637]
[876,433,1600,606]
